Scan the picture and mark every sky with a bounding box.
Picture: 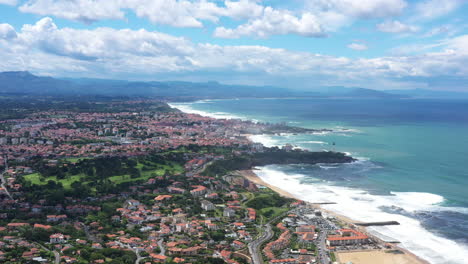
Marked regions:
[0,0,468,91]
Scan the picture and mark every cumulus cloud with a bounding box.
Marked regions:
[19,0,263,26]
[377,20,419,34]
[215,0,409,39]
[2,18,468,90]
[0,0,17,6]
[19,0,126,23]
[214,8,326,38]
[347,43,368,51]
[17,0,411,38]
[18,17,193,64]
[0,23,17,39]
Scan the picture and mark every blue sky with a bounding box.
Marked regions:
[0,0,468,91]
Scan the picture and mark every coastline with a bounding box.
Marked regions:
[169,102,431,264]
[236,169,429,264]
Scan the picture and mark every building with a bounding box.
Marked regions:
[190,185,207,196]
[326,229,369,246]
[201,200,216,211]
[223,207,236,217]
[50,233,66,244]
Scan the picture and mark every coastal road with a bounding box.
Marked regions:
[317,230,330,264]
[248,224,274,264]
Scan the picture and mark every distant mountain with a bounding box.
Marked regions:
[386,89,468,99]
[0,71,408,99]
[0,71,78,95]
[311,86,404,98]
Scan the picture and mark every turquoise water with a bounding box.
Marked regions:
[171,98,468,263]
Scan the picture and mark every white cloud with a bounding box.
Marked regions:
[347,43,368,51]
[377,20,419,34]
[19,0,264,26]
[18,17,193,63]
[214,8,326,38]
[19,0,127,23]
[415,0,464,20]
[0,23,17,39]
[0,0,17,6]
[17,0,411,38]
[306,0,407,19]
[215,0,409,39]
[2,18,468,90]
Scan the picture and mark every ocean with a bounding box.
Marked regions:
[169,98,468,264]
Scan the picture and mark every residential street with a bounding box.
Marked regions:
[248,223,273,264]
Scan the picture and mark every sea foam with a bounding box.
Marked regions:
[254,166,468,264]
[168,102,247,120]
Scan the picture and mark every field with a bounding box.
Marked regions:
[23,161,184,189]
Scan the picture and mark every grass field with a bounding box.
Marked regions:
[23,173,86,188]
[23,161,184,188]
[259,207,289,219]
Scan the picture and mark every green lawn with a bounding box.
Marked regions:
[62,157,91,163]
[23,173,86,189]
[23,157,184,189]
[259,207,289,219]
[23,160,184,187]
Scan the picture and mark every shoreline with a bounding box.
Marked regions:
[170,102,430,264]
[236,169,429,264]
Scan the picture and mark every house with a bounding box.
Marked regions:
[247,208,256,221]
[7,222,29,229]
[154,195,172,202]
[150,253,167,263]
[326,229,369,246]
[233,222,245,229]
[50,233,66,244]
[231,240,245,250]
[201,200,215,211]
[190,185,207,196]
[47,214,68,222]
[168,187,186,194]
[223,207,236,217]
[34,224,52,230]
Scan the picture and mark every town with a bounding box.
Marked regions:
[0,97,391,264]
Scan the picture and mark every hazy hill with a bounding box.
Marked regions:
[0,71,415,99]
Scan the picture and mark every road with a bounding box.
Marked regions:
[157,239,166,256]
[0,155,13,200]
[116,241,146,264]
[53,250,60,264]
[35,242,60,264]
[248,223,273,264]
[248,208,293,264]
[134,249,146,264]
[317,229,330,264]
[80,222,100,243]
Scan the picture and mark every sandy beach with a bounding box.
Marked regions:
[236,169,429,264]
[237,169,297,199]
[336,250,424,264]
